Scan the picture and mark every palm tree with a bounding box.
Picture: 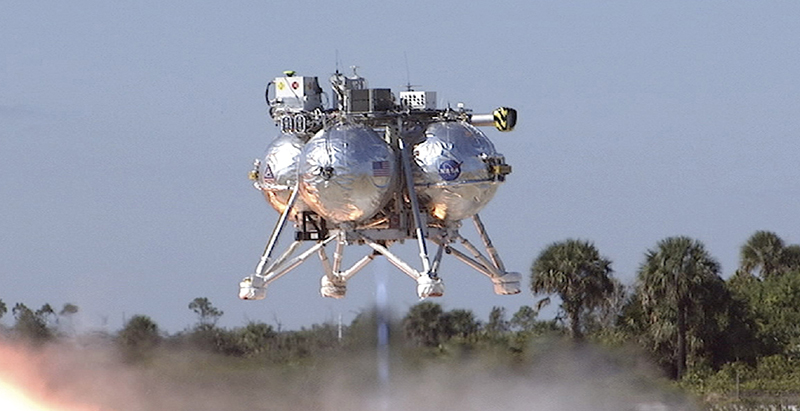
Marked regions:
[637,236,722,379]
[781,244,800,274]
[740,230,787,279]
[530,239,614,340]
[586,276,627,332]
[402,301,445,347]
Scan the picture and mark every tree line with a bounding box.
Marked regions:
[2,230,800,405]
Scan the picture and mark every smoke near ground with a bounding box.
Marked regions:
[0,338,697,411]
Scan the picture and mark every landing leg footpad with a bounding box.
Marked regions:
[492,272,522,295]
[320,276,347,299]
[239,276,268,300]
[416,275,445,298]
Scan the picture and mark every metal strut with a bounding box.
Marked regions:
[320,231,379,299]
[240,232,338,300]
[240,186,301,300]
[431,214,522,295]
[254,185,300,277]
[472,214,506,274]
[398,124,444,298]
[262,235,337,283]
[399,131,432,275]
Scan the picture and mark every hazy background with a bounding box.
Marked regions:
[2,1,799,332]
[0,340,691,411]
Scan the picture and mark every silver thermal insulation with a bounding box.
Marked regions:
[299,124,398,224]
[413,121,502,221]
[259,133,307,216]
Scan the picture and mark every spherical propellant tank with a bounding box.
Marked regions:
[258,133,307,217]
[413,121,504,222]
[299,124,398,224]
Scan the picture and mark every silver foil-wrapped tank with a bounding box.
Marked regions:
[258,133,307,217]
[299,124,398,223]
[413,121,502,222]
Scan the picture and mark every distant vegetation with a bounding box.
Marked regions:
[2,230,800,409]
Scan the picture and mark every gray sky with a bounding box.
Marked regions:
[2,1,799,332]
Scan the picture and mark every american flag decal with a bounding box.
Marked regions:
[372,160,391,177]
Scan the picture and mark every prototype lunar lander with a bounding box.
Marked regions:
[239,68,520,300]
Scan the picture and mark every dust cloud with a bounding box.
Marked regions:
[0,338,697,411]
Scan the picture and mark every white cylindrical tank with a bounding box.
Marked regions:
[299,124,398,224]
[413,121,504,222]
[258,133,307,217]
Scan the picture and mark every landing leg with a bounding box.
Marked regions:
[399,137,443,298]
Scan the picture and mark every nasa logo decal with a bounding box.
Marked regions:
[438,160,461,181]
